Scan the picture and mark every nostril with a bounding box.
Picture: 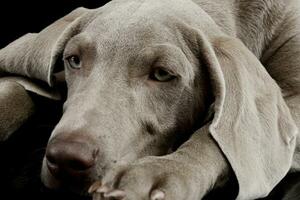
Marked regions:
[46,153,58,166]
[46,159,61,177]
[46,145,61,170]
[68,158,94,171]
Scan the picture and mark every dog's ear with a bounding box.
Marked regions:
[0,7,93,89]
[197,34,298,199]
[0,7,94,141]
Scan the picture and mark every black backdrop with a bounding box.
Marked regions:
[0,0,110,48]
[1,1,300,199]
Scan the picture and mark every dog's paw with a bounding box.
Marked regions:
[89,156,205,200]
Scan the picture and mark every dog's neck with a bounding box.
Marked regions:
[191,0,287,58]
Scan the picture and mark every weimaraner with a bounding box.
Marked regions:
[0,0,300,199]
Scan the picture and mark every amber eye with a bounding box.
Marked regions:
[149,68,176,82]
[66,55,81,69]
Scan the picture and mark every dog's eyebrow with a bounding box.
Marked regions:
[130,44,189,74]
[63,34,95,59]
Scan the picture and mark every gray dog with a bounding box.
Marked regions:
[0,0,300,199]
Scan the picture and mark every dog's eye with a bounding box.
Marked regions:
[149,68,176,82]
[66,55,81,69]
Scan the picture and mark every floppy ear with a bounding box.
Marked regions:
[0,7,94,141]
[0,7,93,89]
[197,34,298,199]
[0,80,34,141]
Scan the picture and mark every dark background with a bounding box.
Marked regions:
[0,0,110,48]
[1,1,300,199]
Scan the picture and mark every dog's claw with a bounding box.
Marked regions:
[150,189,165,200]
[104,189,126,199]
[96,185,110,194]
[88,181,102,193]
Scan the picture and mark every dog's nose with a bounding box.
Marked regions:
[46,138,98,179]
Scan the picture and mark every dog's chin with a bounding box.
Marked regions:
[41,159,92,196]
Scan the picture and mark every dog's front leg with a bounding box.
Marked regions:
[89,124,232,200]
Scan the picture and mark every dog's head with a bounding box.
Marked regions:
[39,1,215,192]
[0,0,297,197]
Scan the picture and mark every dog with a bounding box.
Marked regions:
[0,0,300,199]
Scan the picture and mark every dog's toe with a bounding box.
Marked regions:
[150,189,165,200]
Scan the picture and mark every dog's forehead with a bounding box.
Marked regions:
[83,0,207,46]
[81,0,221,56]
[86,10,172,44]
